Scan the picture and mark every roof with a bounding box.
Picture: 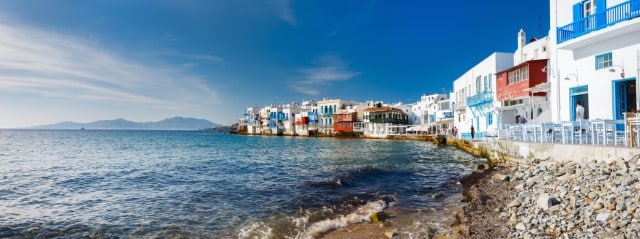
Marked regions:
[496,59,548,75]
[364,106,404,113]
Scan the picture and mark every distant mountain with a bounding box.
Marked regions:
[32,117,220,130]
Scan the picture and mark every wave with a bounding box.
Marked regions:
[237,198,390,239]
[300,200,387,239]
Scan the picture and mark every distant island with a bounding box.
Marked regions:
[31,116,220,130]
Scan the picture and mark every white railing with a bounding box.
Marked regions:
[498,119,634,147]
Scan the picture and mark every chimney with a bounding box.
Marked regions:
[518,29,526,49]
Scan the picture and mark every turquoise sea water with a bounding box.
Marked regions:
[0,130,482,238]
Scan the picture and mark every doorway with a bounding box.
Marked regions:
[570,85,589,121]
[612,78,637,120]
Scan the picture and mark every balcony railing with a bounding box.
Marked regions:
[557,0,640,44]
[467,91,493,107]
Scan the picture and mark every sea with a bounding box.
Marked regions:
[0,129,483,238]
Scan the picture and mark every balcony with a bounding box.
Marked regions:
[467,91,494,107]
[557,0,640,45]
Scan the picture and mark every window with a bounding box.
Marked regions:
[583,0,594,17]
[596,52,612,70]
[534,49,539,58]
[507,66,529,84]
[476,76,482,93]
[542,46,547,52]
[487,113,493,125]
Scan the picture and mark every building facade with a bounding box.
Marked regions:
[453,52,513,138]
[550,0,640,122]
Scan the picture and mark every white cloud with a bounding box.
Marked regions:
[289,54,360,95]
[272,0,296,26]
[0,23,219,113]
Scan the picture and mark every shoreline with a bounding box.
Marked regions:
[320,137,640,238]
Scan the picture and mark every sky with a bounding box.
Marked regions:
[0,0,550,128]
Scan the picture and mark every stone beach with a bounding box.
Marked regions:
[503,156,640,239]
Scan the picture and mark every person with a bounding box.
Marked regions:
[520,116,527,124]
[576,100,585,120]
[453,126,458,137]
[470,125,475,139]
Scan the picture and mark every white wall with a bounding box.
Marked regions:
[549,0,640,122]
[453,52,513,138]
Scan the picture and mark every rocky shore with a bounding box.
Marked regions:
[323,156,640,239]
[503,157,640,239]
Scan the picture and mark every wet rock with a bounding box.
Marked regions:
[432,192,445,199]
[370,211,391,223]
[384,229,398,238]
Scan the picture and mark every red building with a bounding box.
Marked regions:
[495,59,549,123]
[332,112,358,132]
[496,59,548,102]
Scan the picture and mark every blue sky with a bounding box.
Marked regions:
[0,0,549,127]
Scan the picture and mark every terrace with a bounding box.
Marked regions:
[557,0,640,44]
[497,113,640,148]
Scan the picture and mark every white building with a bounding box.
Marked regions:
[245,107,261,134]
[409,94,448,125]
[549,0,640,122]
[317,99,360,134]
[453,52,513,139]
[494,30,551,128]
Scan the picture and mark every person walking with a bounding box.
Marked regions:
[470,125,475,139]
[576,100,585,120]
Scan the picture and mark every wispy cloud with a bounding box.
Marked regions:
[272,0,296,26]
[0,23,219,112]
[157,48,224,63]
[289,54,360,95]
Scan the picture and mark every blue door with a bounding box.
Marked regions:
[570,85,589,121]
[613,78,637,118]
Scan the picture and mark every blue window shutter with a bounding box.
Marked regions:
[595,0,606,13]
[573,3,582,22]
[596,0,606,28]
[632,0,640,13]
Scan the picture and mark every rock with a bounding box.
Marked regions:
[537,194,560,210]
[592,203,604,210]
[370,211,391,223]
[596,212,611,223]
[384,230,398,238]
[432,192,445,199]
[514,183,525,191]
[516,222,526,231]
[596,231,615,239]
[492,173,510,181]
[475,164,486,170]
[508,199,522,208]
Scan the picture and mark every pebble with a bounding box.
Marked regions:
[507,159,640,238]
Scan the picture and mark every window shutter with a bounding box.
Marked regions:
[573,2,583,22]
[632,0,640,13]
[595,0,606,13]
[596,0,607,28]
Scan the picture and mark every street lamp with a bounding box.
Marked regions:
[564,73,579,85]
[609,65,625,78]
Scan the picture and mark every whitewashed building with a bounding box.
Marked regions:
[317,99,360,134]
[409,94,448,125]
[453,52,513,139]
[549,0,640,122]
[494,30,551,128]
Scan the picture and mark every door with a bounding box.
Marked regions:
[613,79,637,130]
[570,85,589,121]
